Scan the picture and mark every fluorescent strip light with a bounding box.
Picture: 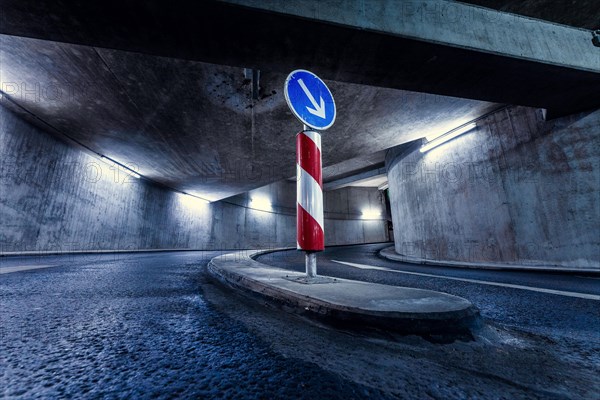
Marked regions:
[377,182,389,191]
[124,169,141,179]
[420,122,476,153]
[101,155,141,179]
[184,193,210,204]
[179,192,210,212]
[361,209,382,219]
[250,196,272,211]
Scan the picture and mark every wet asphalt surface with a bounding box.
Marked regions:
[0,251,391,399]
[1,245,599,399]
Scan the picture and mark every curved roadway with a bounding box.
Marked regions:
[257,243,600,344]
[1,244,599,399]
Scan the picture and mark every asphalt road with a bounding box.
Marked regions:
[1,245,599,399]
[0,251,393,399]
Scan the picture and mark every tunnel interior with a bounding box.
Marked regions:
[1,0,599,399]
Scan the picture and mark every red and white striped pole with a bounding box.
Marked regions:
[296,127,324,277]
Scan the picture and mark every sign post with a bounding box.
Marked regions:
[284,70,336,278]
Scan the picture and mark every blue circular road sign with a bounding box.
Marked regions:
[284,69,336,131]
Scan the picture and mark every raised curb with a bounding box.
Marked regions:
[0,248,243,257]
[379,247,600,275]
[208,249,481,336]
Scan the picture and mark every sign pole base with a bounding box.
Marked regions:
[305,252,317,278]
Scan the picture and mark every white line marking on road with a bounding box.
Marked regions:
[331,260,600,301]
[0,265,58,274]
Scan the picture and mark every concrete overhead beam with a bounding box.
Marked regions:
[220,0,599,116]
[324,166,387,191]
[223,0,597,73]
[1,0,598,115]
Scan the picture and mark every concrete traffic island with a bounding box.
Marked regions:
[208,250,481,337]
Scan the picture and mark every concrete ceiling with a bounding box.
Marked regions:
[0,34,499,201]
[1,0,596,201]
[1,0,597,116]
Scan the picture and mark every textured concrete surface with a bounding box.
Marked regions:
[223,180,389,247]
[1,0,597,115]
[386,106,600,269]
[0,104,210,253]
[0,32,498,201]
[208,250,479,335]
[224,0,598,72]
[2,0,596,204]
[0,105,387,253]
[461,0,600,29]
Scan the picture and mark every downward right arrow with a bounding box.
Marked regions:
[298,78,326,119]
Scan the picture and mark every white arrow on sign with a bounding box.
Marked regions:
[297,78,326,119]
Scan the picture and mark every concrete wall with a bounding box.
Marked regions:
[0,105,214,253]
[216,181,388,249]
[386,106,600,269]
[0,105,387,253]
[323,186,388,246]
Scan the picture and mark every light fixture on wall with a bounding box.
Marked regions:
[177,193,210,215]
[377,182,389,191]
[420,122,477,153]
[250,195,272,212]
[361,209,382,219]
[178,192,210,212]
